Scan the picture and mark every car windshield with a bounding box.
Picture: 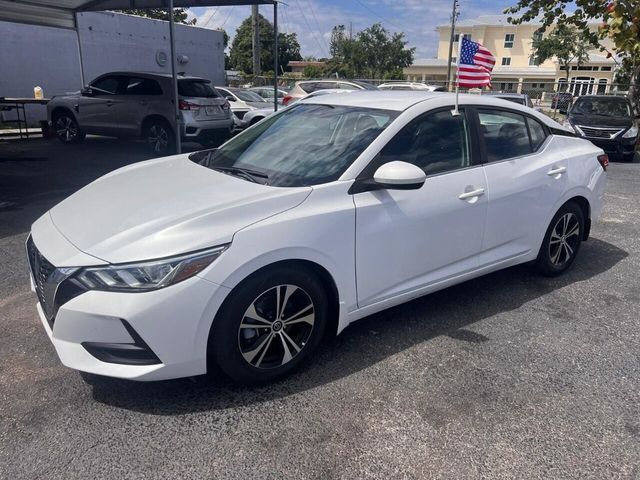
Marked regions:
[572,98,631,117]
[232,89,267,102]
[191,103,398,187]
[178,79,219,98]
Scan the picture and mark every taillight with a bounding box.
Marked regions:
[597,154,609,171]
[282,95,293,105]
[179,99,200,110]
[222,100,230,111]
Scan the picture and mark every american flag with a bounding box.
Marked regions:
[457,37,496,88]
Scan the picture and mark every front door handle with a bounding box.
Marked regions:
[458,187,485,200]
[547,166,567,176]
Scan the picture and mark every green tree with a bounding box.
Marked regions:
[504,0,640,109]
[118,8,196,24]
[303,65,325,78]
[327,23,414,79]
[229,14,302,75]
[531,24,592,84]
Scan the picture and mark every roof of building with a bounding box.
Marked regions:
[437,14,598,29]
[409,58,448,67]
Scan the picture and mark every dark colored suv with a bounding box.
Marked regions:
[566,95,638,161]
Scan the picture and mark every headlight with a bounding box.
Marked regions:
[75,245,229,292]
[622,126,638,139]
[562,120,576,133]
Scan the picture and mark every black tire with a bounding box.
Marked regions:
[209,266,328,385]
[535,201,584,277]
[143,120,175,155]
[52,112,85,144]
[249,116,264,126]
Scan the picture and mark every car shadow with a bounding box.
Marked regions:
[88,237,628,415]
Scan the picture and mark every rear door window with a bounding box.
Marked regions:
[178,80,220,98]
[125,77,163,95]
[477,110,531,161]
[527,117,547,151]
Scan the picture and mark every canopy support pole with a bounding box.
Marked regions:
[168,0,182,154]
[273,1,278,112]
[74,13,86,87]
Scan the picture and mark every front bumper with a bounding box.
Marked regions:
[28,234,231,381]
[584,136,638,158]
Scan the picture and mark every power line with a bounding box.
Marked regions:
[351,0,405,31]
[220,6,235,28]
[199,8,218,28]
[294,0,329,57]
[304,0,330,56]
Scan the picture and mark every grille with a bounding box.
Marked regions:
[577,126,624,139]
[26,236,59,323]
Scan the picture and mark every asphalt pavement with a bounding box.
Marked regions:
[1,138,639,479]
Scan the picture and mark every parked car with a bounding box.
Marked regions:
[485,92,536,109]
[378,82,445,92]
[216,86,273,128]
[564,95,638,161]
[47,72,233,153]
[239,108,276,128]
[249,86,289,103]
[551,92,574,113]
[282,79,377,105]
[28,92,607,384]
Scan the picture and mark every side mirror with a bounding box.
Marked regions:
[225,95,235,102]
[373,161,426,190]
[81,86,93,96]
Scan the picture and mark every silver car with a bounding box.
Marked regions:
[47,72,234,153]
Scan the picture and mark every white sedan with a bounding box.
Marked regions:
[27,91,607,384]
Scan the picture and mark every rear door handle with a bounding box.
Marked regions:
[458,188,485,200]
[547,166,567,176]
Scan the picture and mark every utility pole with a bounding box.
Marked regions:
[445,0,459,92]
[252,4,261,77]
[349,21,353,40]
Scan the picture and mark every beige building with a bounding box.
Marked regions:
[404,15,617,96]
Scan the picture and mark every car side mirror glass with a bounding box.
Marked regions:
[81,86,93,96]
[225,95,235,101]
[373,161,426,190]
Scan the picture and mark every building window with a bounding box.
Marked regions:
[597,79,608,94]
[533,31,543,42]
[455,33,471,42]
[452,57,457,64]
[601,66,612,71]
[501,57,511,66]
[499,82,515,91]
[504,33,515,48]
[529,56,538,66]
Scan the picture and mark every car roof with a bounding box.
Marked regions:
[299,90,568,130]
[96,71,208,81]
[484,92,527,98]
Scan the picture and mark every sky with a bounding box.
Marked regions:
[188,0,513,61]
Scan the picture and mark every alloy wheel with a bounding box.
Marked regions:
[55,116,77,142]
[548,212,580,267]
[147,125,169,153]
[238,284,315,369]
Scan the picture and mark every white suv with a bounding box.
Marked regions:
[47,72,234,153]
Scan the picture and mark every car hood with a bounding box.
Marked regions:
[47,155,312,264]
[569,113,632,128]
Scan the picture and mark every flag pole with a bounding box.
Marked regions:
[452,39,462,116]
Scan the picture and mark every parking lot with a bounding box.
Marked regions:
[1,137,639,479]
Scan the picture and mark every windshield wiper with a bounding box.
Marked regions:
[212,166,269,183]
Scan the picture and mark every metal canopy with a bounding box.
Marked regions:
[0,0,275,29]
[2,0,280,153]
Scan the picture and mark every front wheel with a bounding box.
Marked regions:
[535,202,584,276]
[53,113,85,144]
[209,266,328,384]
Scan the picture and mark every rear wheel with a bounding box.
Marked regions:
[53,112,85,144]
[209,266,328,384]
[143,120,175,155]
[535,202,584,276]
